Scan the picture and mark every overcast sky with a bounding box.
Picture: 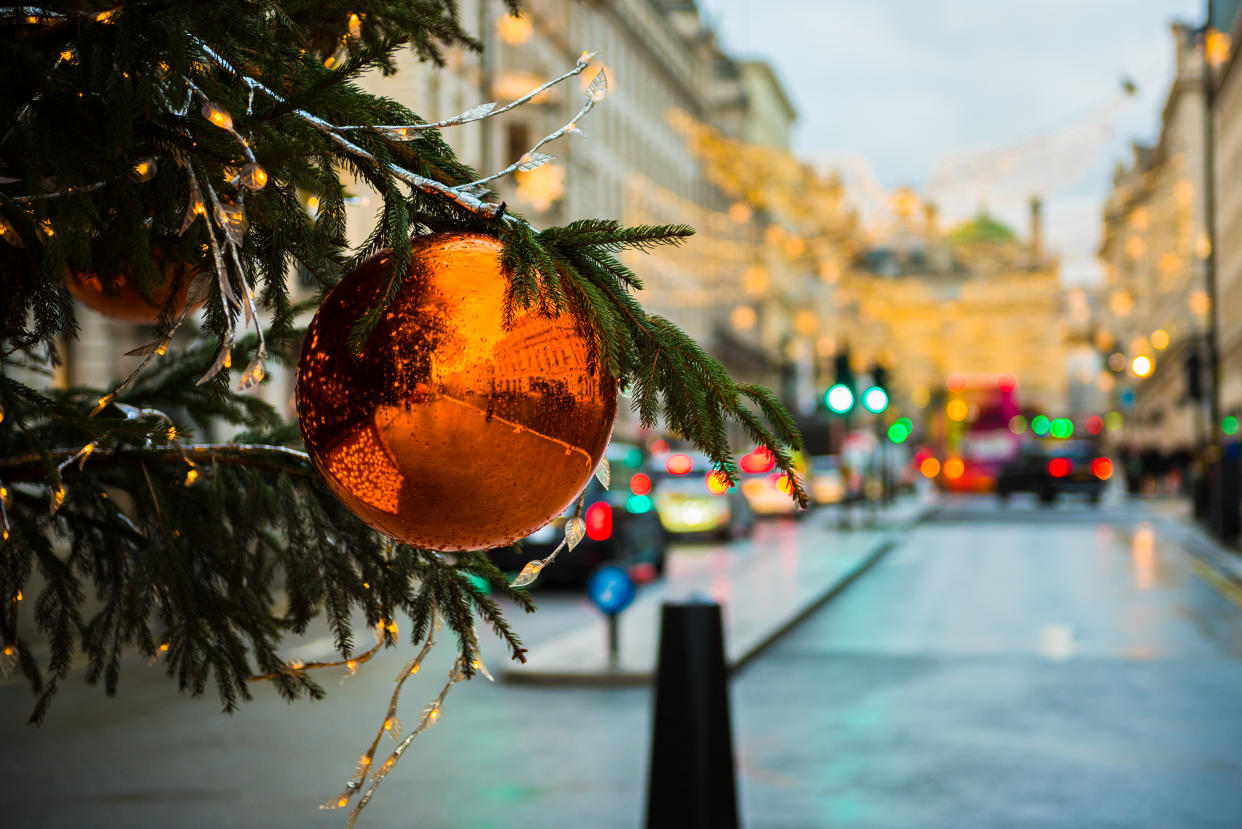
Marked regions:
[700,0,1204,283]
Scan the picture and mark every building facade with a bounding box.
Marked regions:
[1098,22,1212,452]
[1214,3,1242,420]
[836,193,1068,421]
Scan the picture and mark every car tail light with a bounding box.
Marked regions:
[740,448,775,474]
[1048,458,1072,478]
[630,472,652,495]
[1091,457,1113,480]
[585,502,612,541]
[665,454,693,475]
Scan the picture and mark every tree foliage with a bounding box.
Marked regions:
[0,0,805,721]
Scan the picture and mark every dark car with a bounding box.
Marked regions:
[490,474,668,586]
[997,441,1111,505]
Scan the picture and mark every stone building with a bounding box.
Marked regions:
[1098,22,1211,451]
[1213,1,1242,419]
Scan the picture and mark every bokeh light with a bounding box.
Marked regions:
[946,399,968,422]
[943,457,965,480]
[825,384,854,414]
[1031,415,1051,436]
[1009,415,1027,434]
[920,457,941,478]
[887,421,910,443]
[862,386,889,414]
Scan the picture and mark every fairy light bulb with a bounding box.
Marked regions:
[348,13,362,39]
[0,216,19,247]
[132,158,157,182]
[239,163,267,190]
[185,466,198,486]
[92,394,114,416]
[200,101,233,130]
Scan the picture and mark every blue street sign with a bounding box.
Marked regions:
[587,565,636,616]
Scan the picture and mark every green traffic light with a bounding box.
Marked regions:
[825,384,854,414]
[862,386,889,414]
[1031,415,1051,436]
[887,421,910,443]
[1051,418,1073,439]
[1224,415,1239,436]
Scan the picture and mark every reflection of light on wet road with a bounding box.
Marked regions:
[1131,522,1155,590]
[1038,623,1077,661]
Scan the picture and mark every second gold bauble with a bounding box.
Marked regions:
[296,233,617,552]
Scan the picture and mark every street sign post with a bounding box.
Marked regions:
[586,564,636,668]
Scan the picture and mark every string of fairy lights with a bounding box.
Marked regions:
[1,8,619,822]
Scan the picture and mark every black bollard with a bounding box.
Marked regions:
[645,601,739,829]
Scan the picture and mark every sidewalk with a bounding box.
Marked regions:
[503,496,932,685]
[1158,507,1242,590]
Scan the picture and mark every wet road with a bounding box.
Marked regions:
[3,497,1242,828]
[733,497,1242,828]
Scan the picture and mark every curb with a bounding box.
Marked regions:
[503,500,933,687]
[1161,515,1242,591]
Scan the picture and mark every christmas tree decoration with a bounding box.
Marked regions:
[2,4,808,822]
[297,233,617,551]
[65,265,203,324]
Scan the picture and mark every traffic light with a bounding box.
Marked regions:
[1186,352,1204,401]
[824,350,855,414]
[825,384,854,414]
[834,351,854,389]
[862,363,889,414]
[862,386,888,414]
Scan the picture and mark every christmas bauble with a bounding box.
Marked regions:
[66,262,202,323]
[296,233,617,552]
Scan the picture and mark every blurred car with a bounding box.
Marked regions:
[996,440,1111,505]
[807,455,847,506]
[491,472,667,585]
[737,447,806,517]
[648,451,755,539]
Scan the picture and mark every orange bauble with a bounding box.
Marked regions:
[66,264,201,323]
[296,233,618,552]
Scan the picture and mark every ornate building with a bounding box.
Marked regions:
[837,192,1068,418]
